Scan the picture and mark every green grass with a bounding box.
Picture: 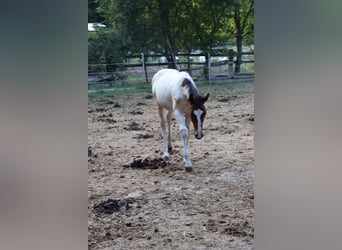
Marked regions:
[88,84,152,100]
[88,80,253,101]
[240,62,254,73]
[197,80,254,97]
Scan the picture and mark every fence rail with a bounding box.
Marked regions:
[88,52,254,88]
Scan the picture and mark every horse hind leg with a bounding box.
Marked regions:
[185,115,191,139]
[166,110,173,153]
[158,106,169,161]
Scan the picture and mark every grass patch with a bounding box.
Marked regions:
[196,79,254,96]
[88,83,152,100]
[88,79,254,101]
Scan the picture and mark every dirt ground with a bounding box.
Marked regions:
[88,81,254,249]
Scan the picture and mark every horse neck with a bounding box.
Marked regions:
[187,82,203,107]
[182,78,197,98]
[188,83,199,98]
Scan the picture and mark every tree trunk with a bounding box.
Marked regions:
[234,8,243,74]
[158,0,178,69]
[166,37,178,69]
[204,53,209,79]
[187,53,191,75]
[233,1,254,74]
[235,33,243,73]
[143,61,148,84]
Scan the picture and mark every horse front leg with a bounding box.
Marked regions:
[174,109,192,172]
[158,106,169,161]
[166,110,173,152]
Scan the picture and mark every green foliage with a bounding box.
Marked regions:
[88,29,127,65]
[227,0,254,45]
[88,0,104,23]
[90,0,254,64]
[181,0,233,52]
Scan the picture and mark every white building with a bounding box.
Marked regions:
[88,23,106,32]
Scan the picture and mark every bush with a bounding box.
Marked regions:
[88,29,127,65]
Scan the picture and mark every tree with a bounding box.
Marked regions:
[229,0,254,73]
[92,0,254,75]
[98,0,162,51]
[88,0,104,23]
[97,0,234,68]
[88,29,127,66]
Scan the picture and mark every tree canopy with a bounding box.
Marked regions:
[88,0,254,71]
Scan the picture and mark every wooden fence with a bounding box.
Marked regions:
[88,51,254,87]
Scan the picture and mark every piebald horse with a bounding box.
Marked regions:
[152,69,209,172]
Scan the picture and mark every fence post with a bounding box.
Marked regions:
[141,53,146,84]
[228,59,234,78]
[208,52,211,84]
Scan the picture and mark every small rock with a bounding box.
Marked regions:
[126,190,143,199]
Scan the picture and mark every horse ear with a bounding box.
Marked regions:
[202,93,209,103]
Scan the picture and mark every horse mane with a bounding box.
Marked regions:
[181,78,202,107]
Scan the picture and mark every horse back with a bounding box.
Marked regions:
[152,69,193,111]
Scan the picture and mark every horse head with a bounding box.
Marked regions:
[190,93,209,139]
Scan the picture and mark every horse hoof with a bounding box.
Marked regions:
[185,167,193,172]
[164,155,169,161]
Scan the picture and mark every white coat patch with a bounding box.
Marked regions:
[194,109,203,132]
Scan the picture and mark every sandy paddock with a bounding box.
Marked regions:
[88,81,254,249]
